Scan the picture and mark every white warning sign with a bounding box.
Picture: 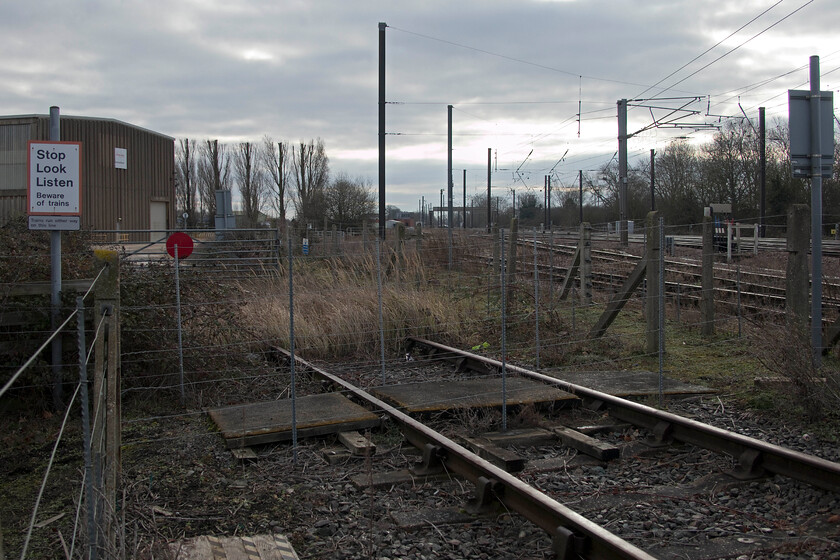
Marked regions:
[28,141,82,216]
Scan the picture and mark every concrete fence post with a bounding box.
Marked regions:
[645,212,661,355]
[786,205,810,325]
[506,218,519,316]
[701,216,715,336]
[580,222,593,305]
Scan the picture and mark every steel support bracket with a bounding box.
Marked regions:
[552,525,588,559]
[411,443,447,476]
[729,448,766,480]
[465,476,503,514]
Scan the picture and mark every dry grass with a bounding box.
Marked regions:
[240,248,475,360]
[751,320,840,421]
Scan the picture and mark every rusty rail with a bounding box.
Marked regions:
[271,346,656,560]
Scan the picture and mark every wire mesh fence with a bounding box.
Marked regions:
[2,218,839,558]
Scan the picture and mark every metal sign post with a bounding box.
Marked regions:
[789,56,835,366]
[166,233,194,403]
[28,107,83,408]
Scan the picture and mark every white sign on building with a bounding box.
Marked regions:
[28,141,82,216]
[115,147,127,169]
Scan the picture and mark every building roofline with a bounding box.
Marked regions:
[0,113,175,141]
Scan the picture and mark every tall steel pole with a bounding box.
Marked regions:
[543,175,548,227]
[378,22,387,240]
[650,149,655,211]
[579,170,583,225]
[809,56,823,365]
[440,189,444,227]
[447,105,453,269]
[547,175,552,229]
[462,169,466,229]
[447,105,453,230]
[759,107,766,238]
[618,99,628,245]
[486,148,492,232]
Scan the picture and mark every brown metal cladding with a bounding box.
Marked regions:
[0,114,174,239]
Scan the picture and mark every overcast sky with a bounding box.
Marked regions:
[2,0,838,212]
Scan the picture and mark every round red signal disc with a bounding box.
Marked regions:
[166,232,194,259]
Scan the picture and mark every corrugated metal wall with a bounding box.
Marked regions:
[0,115,174,238]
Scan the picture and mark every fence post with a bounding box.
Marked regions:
[657,216,665,408]
[726,222,733,263]
[533,228,540,369]
[288,236,298,464]
[506,218,519,316]
[377,236,386,384]
[363,220,369,252]
[396,223,406,284]
[275,227,282,273]
[414,223,423,290]
[786,205,810,325]
[548,228,554,309]
[492,224,500,278]
[701,215,715,336]
[93,249,120,556]
[77,296,96,560]
[500,228,507,431]
[646,212,661,355]
[580,222,592,305]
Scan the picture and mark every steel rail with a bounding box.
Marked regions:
[407,337,840,493]
[271,346,656,560]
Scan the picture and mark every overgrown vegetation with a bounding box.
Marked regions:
[5,223,840,557]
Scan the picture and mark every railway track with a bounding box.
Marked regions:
[465,233,840,315]
[263,340,840,559]
[547,229,840,257]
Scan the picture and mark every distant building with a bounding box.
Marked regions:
[0,113,175,240]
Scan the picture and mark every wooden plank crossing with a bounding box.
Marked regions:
[208,392,380,448]
[371,377,576,413]
[548,370,715,397]
[170,533,299,560]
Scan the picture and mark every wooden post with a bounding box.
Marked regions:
[701,215,715,336]
[93,249,120,556]
[786,205,810,325]
[645,212,661,355]
[580,222,592,305]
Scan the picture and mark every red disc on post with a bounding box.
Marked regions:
[166,232,194,259]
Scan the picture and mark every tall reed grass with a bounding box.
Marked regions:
[241,245,474,360]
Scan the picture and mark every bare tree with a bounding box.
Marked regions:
[700,120,755,218]
[175,138,198,227]
[234,141,265,227]
[291,138,329,226]
[325,173,375,228]
[652,140,701,225]
[262,136,290,228]
[197,139,231,221]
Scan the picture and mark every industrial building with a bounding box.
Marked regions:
[0,113,175,240]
